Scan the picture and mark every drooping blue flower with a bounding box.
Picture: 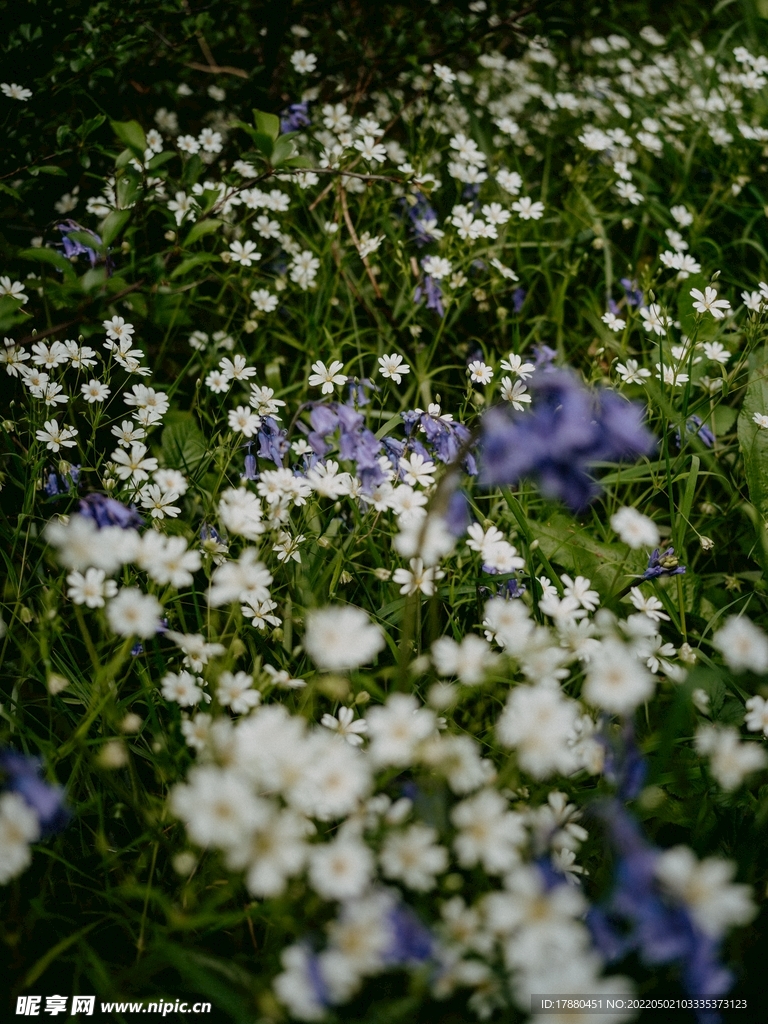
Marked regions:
[242,445,258,481]
[79,493,143,529]
[478,369,656,513]
[280,102,311,133]
[676,415,715,449]
[620,277,644,308]
[401,193,442,246]
[634,546,686,586]
[414,274,444,317]
[306,402,387,490]
[533,343,557,366]
[0,749,69,836]
[44,463,81,498]
[512,287,526,313]
[257,416,289,467]
[57,220,109,272]
[384,903,434,965]
[345,376,377,407]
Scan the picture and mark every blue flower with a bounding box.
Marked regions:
[280,102,310,133]
[676,415,715,449]
[257,416,289,467]
[242,445,258,481]
[635,546,686,585]
[401,193,441,246]
[512,287,526,313]
[0,749,69,836]
[57,220,109,272]
[414,273,444,317]
[79,493,143,529]
[620,277,644,308]
[478,369,656,513]
[384,903,434,965]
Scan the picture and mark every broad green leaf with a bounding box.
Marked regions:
[0,294,28,332]
[116,169,141,210]
[253,108,280,141]
[29,164,67,176]
[100,209,131,247]
[184,218,222,247]
[18,247,77,279]
[271,135,298,167]
[110,118,146,157]
[170,253,220,278]
[162,417,207,472]
[737,352,768,523]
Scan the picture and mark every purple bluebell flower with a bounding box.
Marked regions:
[414,274,444,317]
[384,903,434,965]
[589,800,735,1022]
[512,287,526,313]
[57,220,107,270]
[257,416,289,467]
[620,277,644,308]
[401,193,442,246]
[444,489,470,537]
[600,720,647,800]
[79,493,143,529]
[608,296,621,316]
[242,445,258,481]
[676,415,714,449]
[478,370,656,513]
[130,642,145,656]
[44,463,80,498]
[0,750,69,836]
[635,546,686,586]
[499,576,526,598]
[533,343,557,366]
[346,376,377,407]
[200,524,222,545]
[280,102,310,133]
[462,183,481,203]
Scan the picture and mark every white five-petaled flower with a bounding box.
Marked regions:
[1,83,33,101]
[752,412,768,429]
[353,135,387,163]
[378,354,410,383]
[228,240,261,266]
[308,359,346,394]
[320,707,368,746]
[468,360,493,385]
[499,377,530,410]
[290,49,317,74]
[602,312,626,332]
[392,557,444,596]
[512,196,545,220]
[67,568,117,608]
[35,419,78,452]
[690,286,731,319]
[640,303,672,336]
[615,359,651,385]
[103,316,135,342]
[80,378,111,403]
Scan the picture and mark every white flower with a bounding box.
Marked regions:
[512,196,545,220]
[66,568,118,608]
[497,168,523,194]
[712,615,768,673]
[393,557,444,596]
[400,453,435,487]
[308,359,346,394]
[670,204,694,227]
[198,128,223,153]
[229,240,260,266]
[111,442,159,482]
[35,419,78,452]
[161,670,204,706]
[320,707,368,746]
[1,83,33,101]
[432,634,497,685]
[561,574,600,611]
[366,693,436,766]
[377,353,410,383]
[451,789,525,873]
[752,412,768,429]
[745,695,768,736]
[616,181,644,204]
[309,837,373,900]
[168,190,196,224]
[139,484,180,520]
[217,671,261,713]
[422,256,452,280]
[290,50,317,74]
[583,639,655,714]
[602,312,626,332]
[103,316,135,342]
[640,303,672,336]
[468,360,493,384]
[629,589,669,622]
[615,359,651,385]
[353,135,387,163]
[107,588,162,638]
[656,363,689,387]
[500,353,535,379]
[0,792,40,885]
[227,404,261,437]
[0,277,28,303]
[153,468,188,495]
[380,823,448,890]
[304,605,385,671]
[690,286,731,319]
[80,378,110,403]
[250,288,279,312]
[655,847,756,938]
[696,726,767,791]
[171,765,267,849]
[496,686,580,779]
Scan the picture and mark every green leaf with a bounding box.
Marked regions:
[78,114,106,140]
[183,218,222,247]
[63,229,106,256]
[110,118,146,157]
[271,135,298,167]
[0,181,21,200]
[170,253,220,278]
[30,165,67,177]
[162,417,208,472]
[737,352,768,523]
[147,150,176,172]
[253,108,280,141]
[0,294,28,332]
[18,247,77,279]
[100,209,131,247]
[116,169,141,210]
